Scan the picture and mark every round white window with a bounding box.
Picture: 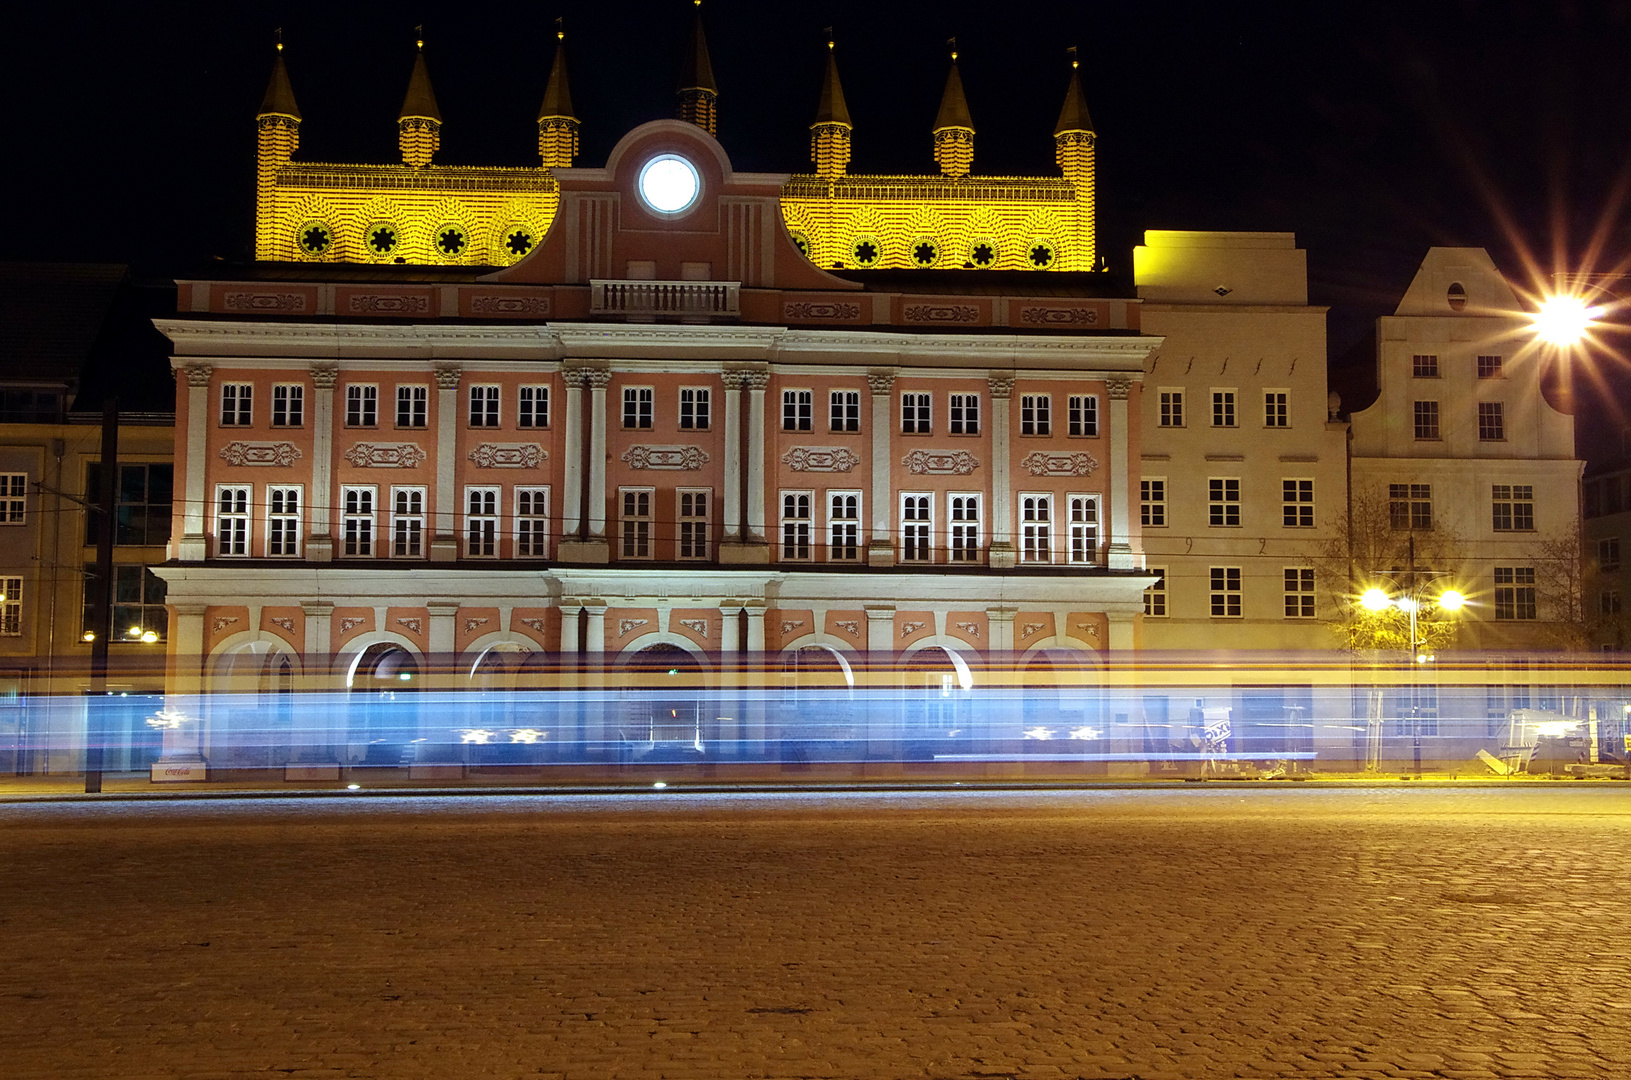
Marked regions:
[637,154,701,215]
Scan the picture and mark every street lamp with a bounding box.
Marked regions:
[1532,293,1603,347]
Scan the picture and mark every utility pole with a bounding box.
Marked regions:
[1409,532,1422,778]
[84,399,117,793]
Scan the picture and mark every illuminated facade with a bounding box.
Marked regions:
[253,11,1098,273]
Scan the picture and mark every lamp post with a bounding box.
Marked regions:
[1359,535,1466,776]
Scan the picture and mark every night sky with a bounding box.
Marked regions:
[8,1,1631,431]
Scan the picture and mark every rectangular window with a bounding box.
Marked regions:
[780,491,813,560]
[678,490,710,560]
[1020,394,1052,436]
[1599,537,1620,571]
[1478,354,1504,378]
[1141,479,1167,528]
[621,386,654,430]
[900,493,932,562]
[345,384,378,428]
[1209,477,1241,527]
[0,473,25,524]
[1144,568,1167,618]
[515,487,549,558]
[1491,484,1535,532]
[82,565,168,644]
[266,485,301,557]
[1601,589,1622,616]
[396,385,428,428]
[901,393,931,434]
[1264,391,1288,428]
[1413,354,1440,378]
[341,486,376,557]
[1068,395,1098,437]
[948,494,981,562]
[1389,483,1433,530]
[271,384,304,428]
[1212,390,1237,428]
[215,485,250,557]
[391,487,425,557]
[828,491,860,561]
[949,393,980,435]
[1283,568,1315,618]
[469,385,500,427]
[1282,479,1314,527]
[220,383,252,426]
[620,489,652,559]
[1210,566,1243,618]
[1478,401,1505,441]
[830,390,861,433]
[679,387,710,430]
[0,576,19,636]
[518,385,550,429]
[1020,494,1053,563]
[466,487,499,557]
[782,389,813,432]
[1413,400,1440,440]
[1494,566,1537,620]
[1159,389,1184,428]
[1068,495,1099,565]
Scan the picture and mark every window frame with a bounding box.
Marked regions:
[1068,394,1098,437]
[678,387,711,431]
[271,383,305,428]
[1478,401,1505,442]
[948,492,981,563]
[1158,389,1185,428]
[220,383,252,427]
[517,385,551,430]
[678,488,711,560]
[1208,477,1242,528]
[949,393,981,436]
[1020,394,1052,437]
[1144,568,1168,618]
[621,386,653,430]
[827,490,861,561]
[1211,389,1237,428]
[899,491,933,563]
[1491,484,1535,533]
[515,486,550,558]
[1413,400,1440,441]
[465,485,500,558]
[782,389,814,432]
[469,385,501,428]
[1412,354,1441,378]
[0,575,19,636]
[0,473,25,524]
[1067,493,1100,565]
[215,484,251,557]
[1477,354,1504,379]
[900,392,932,435]
[1209,566,1243,618]
[780,489,814,561]
[619,487,654,560]
[390,486,427,558]
[395,384,429,429]
[266,484,302,558]
[830,390,861,433]
[345,383,379,428]
[1019,493,1054,564]
[1263,389,1289,428]
[1141,478,1167,528]
[1494,566,1538,620]
[1283,567,1315,619]
[1281,478,1314,528]
[340,485,377,558]
[1389,483,1433,531]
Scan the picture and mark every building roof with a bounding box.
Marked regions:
[934,58,974,132]
[0,263,129,384]
[1053,66,1093,136]
[678,4,717,92]
[812,46,851,127]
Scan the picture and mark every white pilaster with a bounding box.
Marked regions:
[558,600,583,654]
[178,366,213,560]
[308,365,336,561]
[165,602,209,762]
[986,605,1018,656]
[431,364,461,561]
[745,371,768,541]
[867,370,895,567]
[584,601,607,653]
[427,600,459,658]
[988,374,1016,569]
[722,375,742,540]
[718,603,741,653]
[865,604,896,653]
[745,599,767,654]
[1107,609,1136,653]
[562,369,584,537]
[1107,377,1135,569]
[586,370,610,539]
[300,600,333,684]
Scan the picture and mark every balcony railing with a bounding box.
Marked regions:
[589,279,740,321]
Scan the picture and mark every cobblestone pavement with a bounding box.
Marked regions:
[2,787,1630,1080]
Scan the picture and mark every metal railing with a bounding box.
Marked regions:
[589,279,740,319]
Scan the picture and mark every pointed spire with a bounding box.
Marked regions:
[932,40,974,178]
[809,32,852,179]
[537,21,580,169]
[1053,47,1095,136]
[812,33,851,127]
[398,29,442,167]
[676,1,718,136]
[258,29,301,120]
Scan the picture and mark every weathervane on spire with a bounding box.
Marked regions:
[415,25,424,50]
[825,26,834,51]
[556,17,564,41]
[274,27,283,52]
[1068,45,1078,70]
[948,37,958,61]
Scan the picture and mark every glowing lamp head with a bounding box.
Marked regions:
[141,630,159,644]
[1533,294,1602,346]
[637,154,700,215]
[81,631,95,642]
[1437,589,1466,612]
[1360,587,1393,612]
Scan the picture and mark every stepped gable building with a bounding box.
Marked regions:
[154,20,1156,758]
[253,13,1099,272]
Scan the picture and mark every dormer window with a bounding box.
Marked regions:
[1447,282,1467,311]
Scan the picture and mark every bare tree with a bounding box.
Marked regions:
[1308,487,1470,654]
[1528,523,1606,651]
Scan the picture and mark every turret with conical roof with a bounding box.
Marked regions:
[677,1,718,137]
[398,32,442,167]
[932,42,974,179]
[810,37,852,179]
[537,24,580,169]
[1053,49,1096,268]
[256,32,302,259]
